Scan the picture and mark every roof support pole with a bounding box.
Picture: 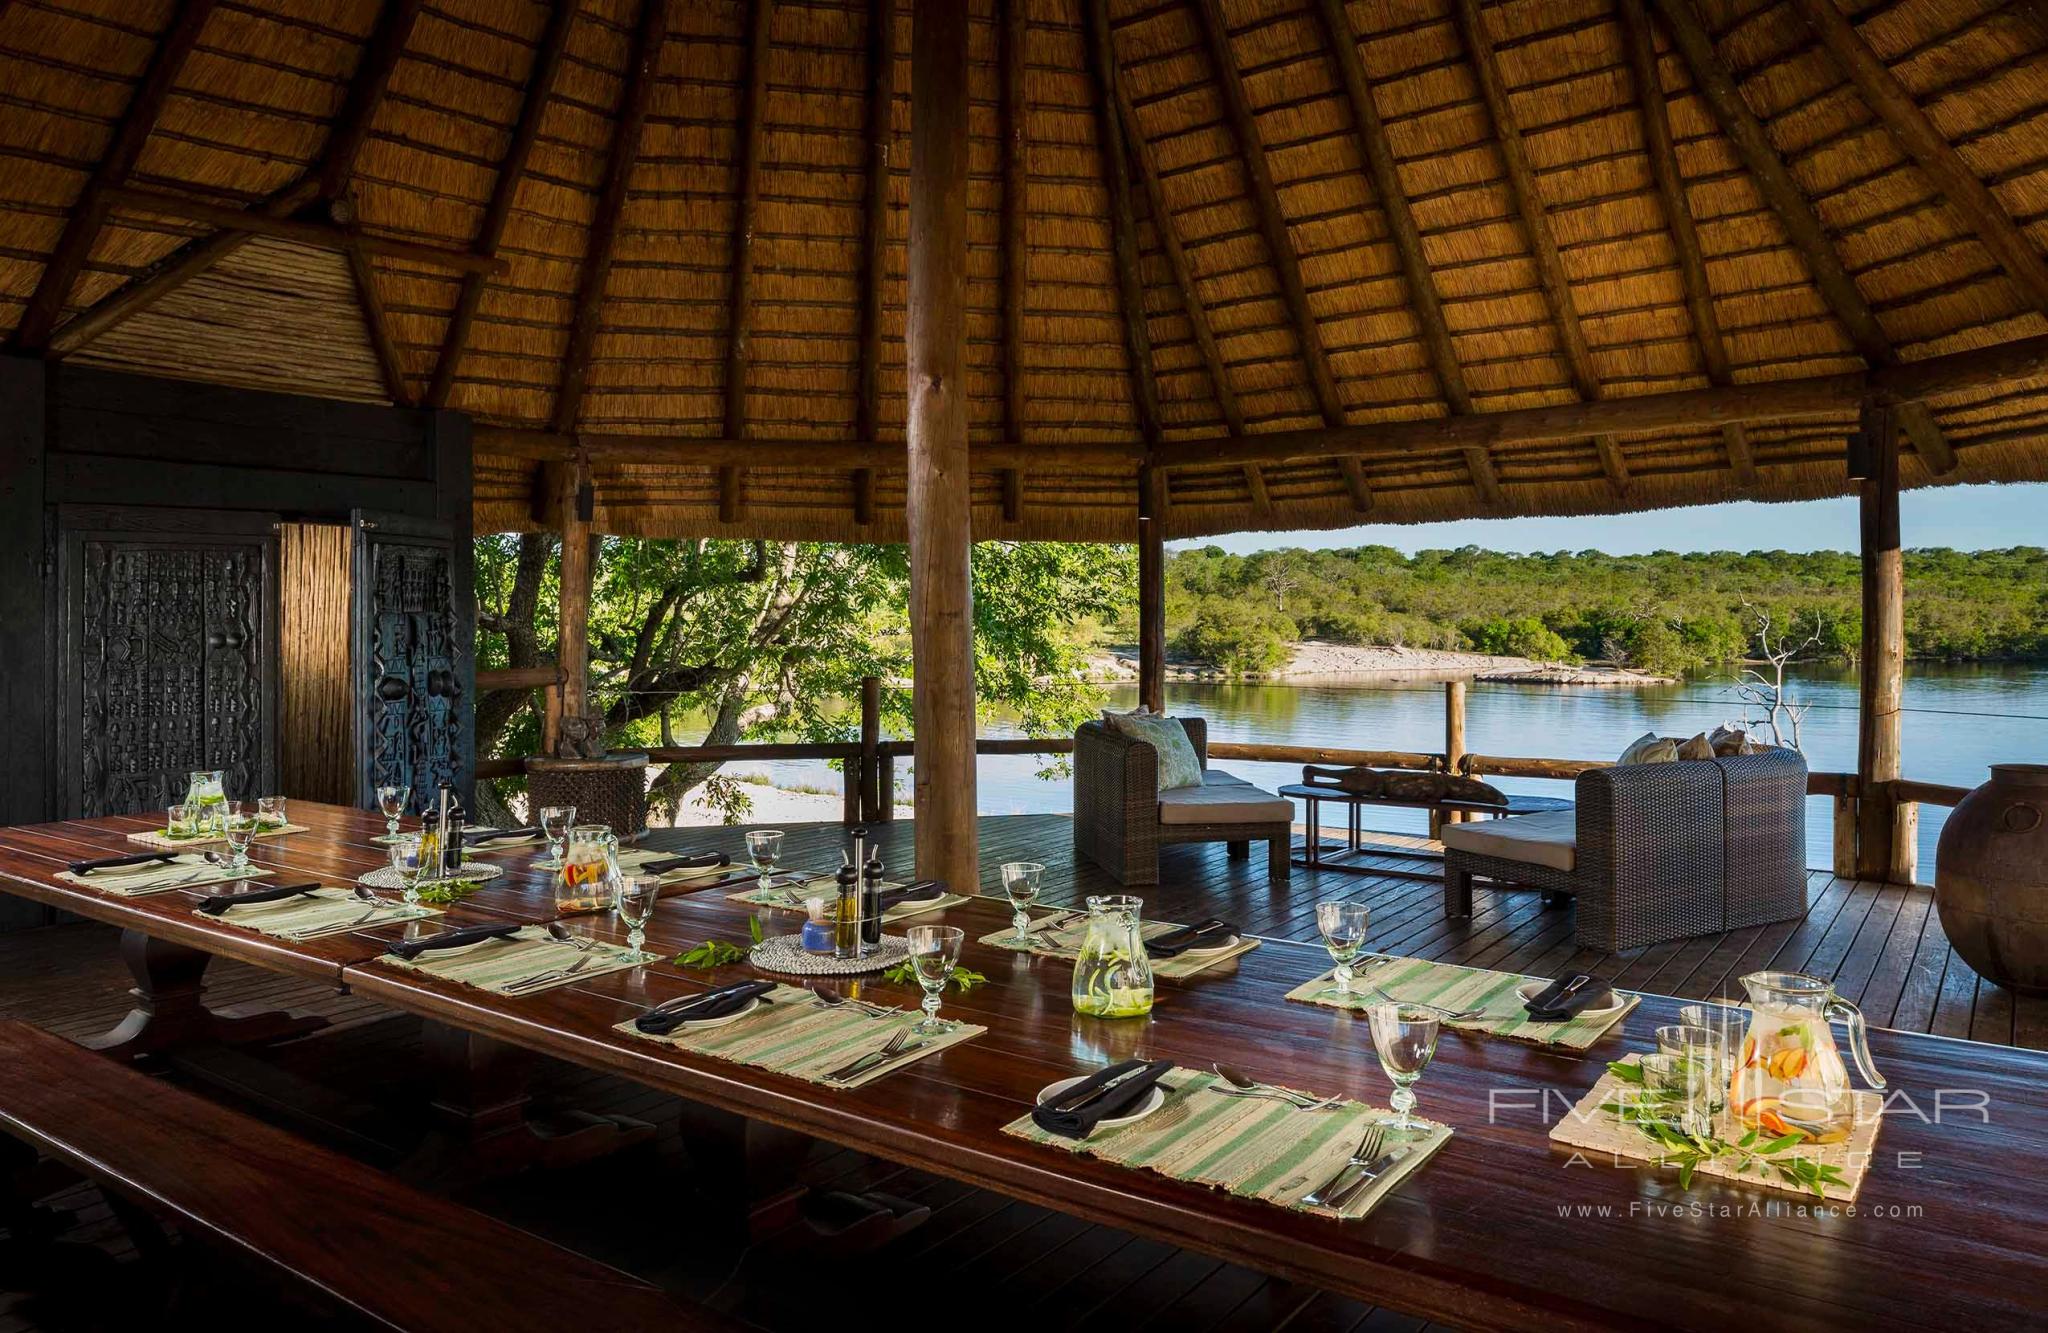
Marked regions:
[1855,400,1906,883]
[1085,0,1163,455]
[720,0,775,524]
[854,0,899,525]
[999,0,1029,522]
[906,0,977,890]
[1137,466,1165,715]
[553,456,595,745]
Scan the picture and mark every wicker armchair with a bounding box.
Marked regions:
[1441,747,1808,952]
[1073,717,1292,886]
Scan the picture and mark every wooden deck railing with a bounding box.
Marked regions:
[473,677,1960,881]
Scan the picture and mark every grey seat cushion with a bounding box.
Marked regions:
[1157,770,1292,825]
[1439,809,1578,872]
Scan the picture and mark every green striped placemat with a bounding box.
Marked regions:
[125,823,309,850]
[728,879,970,923]
[58,855,271,897]
[1285,956,1638,1050]
[980,912,1259,979]
[198,886,440,940]
[380,925,653,995]
[1002,1068,1449,1221]
[615,983,983,1089]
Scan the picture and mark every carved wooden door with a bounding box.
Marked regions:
[351,511,473,811]
[57,508,279,819]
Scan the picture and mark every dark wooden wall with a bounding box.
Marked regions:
[0,358,473,925]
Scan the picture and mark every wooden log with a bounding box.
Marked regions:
[855,0,899,523]
[540,682,561,757]
[1085,0,1161,450]
[906,0,978,890]
[643,743,862,763]
[476,666,560,691]
[1892,800,1920,887]
[859,675,882,821]
[1462,754,1608,780]
[346,243,412,405]
[719,0,776,523]
[1892,778,1969,807]
[875,751,896,822]
[1434,680,1468,837]
[99,188,508,276]
[1138,466,1165,714]
[1856,400,1904,882]
[555,461,594,734]
[1833,791,1859,879]
[1208,743,1442,771]
[471,427,1146,472]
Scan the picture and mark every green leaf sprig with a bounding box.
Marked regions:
[415,879,483,906]
[881,960,988,992]
[1600,1060,1849,1197]
[675,916,764,969]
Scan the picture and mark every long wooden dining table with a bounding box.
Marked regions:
[0,801,2041,1331]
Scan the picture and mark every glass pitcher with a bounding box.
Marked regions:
[1730,971,1885,1145]
[555,824,620,916]
[184,770,227,836]
[1071,895,1155,1018]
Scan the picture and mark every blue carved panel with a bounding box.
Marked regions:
[354,514,470,812]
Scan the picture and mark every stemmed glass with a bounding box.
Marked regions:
[905,925,966,1035]
[221,813,257,870]
[1369,1003,1441,1136]
[746,829,784,884]
[539,804,577,864]
[1316,901,1371,994]
[390,836,426,909]
[615,874,660,954]
[377,785,409,840]
[1000,861,1044,942]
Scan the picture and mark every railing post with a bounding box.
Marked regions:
[842,761,861,824]
[875,752,896,822]
[859,675,881,821]
[540,681,562,758]
[1832,788,1859,879]
[1892,800,1920,885]
[1432,679,1468,839]
[1854,400,1903,882]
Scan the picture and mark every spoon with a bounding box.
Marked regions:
[1212,1063,1339,1110]
[813,985,898,1018]
[547,920,596,952]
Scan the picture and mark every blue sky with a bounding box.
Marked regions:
[1176,482,2046,556]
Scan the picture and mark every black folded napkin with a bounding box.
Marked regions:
[68,850,177,876]
[640,851,730,875]
[877,880,946,912]
[1523,972,1616,1022]
[385,921,522,961]
[1146,918,1235,959]
[195,882,321,915]
[634,980,776,1035]
[465,826,542,846]
[1031,1058,1173,1140]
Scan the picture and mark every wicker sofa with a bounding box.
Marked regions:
[1439,747,1808,951]
[1073,717,1292,886]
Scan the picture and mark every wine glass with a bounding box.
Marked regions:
[905,925,965,1035]
[615,874,660,954]
[1000,861,1044,942]
[1369,1003,1442,1135]
[257,795,287,828]
[539,804,577,864]
[1316,901,1371,993]
[745,829,784,883]
[377,785,409,840]
[390,836,426,909]
[221,814,257,870]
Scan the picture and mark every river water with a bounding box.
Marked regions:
[734,664,2048,876]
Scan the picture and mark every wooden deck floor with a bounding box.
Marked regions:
[0,813,2036,1331]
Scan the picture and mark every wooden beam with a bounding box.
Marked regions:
[907,0,977,890]
[98,187,507,275]
[999,0,1028,520]
[346,242,411,405]
[427,0,577,408]
[719,0,775,524]
[472,426,1148,471]
[1137,466,1165,713]
[46,0,424,356]
[1191,0,1369,510]
[1899,403,1957,474]
[555,457,595,735]
[1855,398,1904,882]
[551,0,669,435]
[1085,0,1162,451]
[10,0,217,351]
[854,0,899,521]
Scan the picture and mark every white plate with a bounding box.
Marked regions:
[1036,1075,1167,1130]
[1515,979,1626,1020]
[1173,933,1241,959]
[675,996,762,1030]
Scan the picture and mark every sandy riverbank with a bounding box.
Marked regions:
[1084,639,1672,685]
[661,781,913,828]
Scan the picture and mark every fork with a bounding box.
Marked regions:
[1300,1122,1388,1209]
[822,1027,921,1083]
[501,948,602,995]
[1366,983,1486,1022]
[812,986,899,1018]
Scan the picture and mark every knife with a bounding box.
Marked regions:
[1325,1144,1415,1211]
[1048,1063,1154,1115]
[831,1037,935,1083]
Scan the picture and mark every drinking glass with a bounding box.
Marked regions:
[1369,1003,1441,1135]
[539,804,577,864]
[221,815,257,870]
[257,795,287,828]
[1656,1024,1730,1114]
[1000,861,1044,941]
[615,874,660,954]
[1316,901,1371,993]
[745,829,784,882]
[377,785,409,839]
[167,803,194,839]
[390,836,426,908]
[905,924,966,1035]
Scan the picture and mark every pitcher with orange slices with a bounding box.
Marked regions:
[1730,971,1886,1145]
[554,823,621,916]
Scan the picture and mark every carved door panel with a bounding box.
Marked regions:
[351,512,473,812]
[57,508,279,819]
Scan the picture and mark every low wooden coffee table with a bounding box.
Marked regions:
[1278,782,1574,879]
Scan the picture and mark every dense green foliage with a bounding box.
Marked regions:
[1161,545,2048,677]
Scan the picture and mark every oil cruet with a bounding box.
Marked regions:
[1071,894,1154,1018]
[1730,971,1885,1145]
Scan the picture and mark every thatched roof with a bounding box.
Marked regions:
[5,0,2048,541]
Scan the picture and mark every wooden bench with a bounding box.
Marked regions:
[0,1020,742,1332]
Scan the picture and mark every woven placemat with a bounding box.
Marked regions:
[981,911,1259,979]
[1285,956,1638,1051]
[357,860,505,890]
[1548,1054,1881,1202]
[57,856,271,897]
[125,822,309,850]
[197,886,440,940]
[1002,1067,1449,1221]
[616,983,982,1089]
[748,932,910,976]
[379,925,652,995]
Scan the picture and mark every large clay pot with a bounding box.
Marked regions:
[1936,764,2048,995]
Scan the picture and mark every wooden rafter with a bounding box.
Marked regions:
[854,0,898,525]
[1791,0,2048,316]
[999,0,1028,521]
[10,0,217,352]
[346,242,410,404]
[551,0,670,435]
[1651,0,1956,476]
[47,0,425,357]
[719,0,775,523]
[1085,0,1163,455]
[1190,0,1369,513]
[427,0,578,409]
[1617,0,1751,487]
[98,187,505,275]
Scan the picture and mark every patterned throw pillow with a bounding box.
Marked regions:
[1105,712,1204,790]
